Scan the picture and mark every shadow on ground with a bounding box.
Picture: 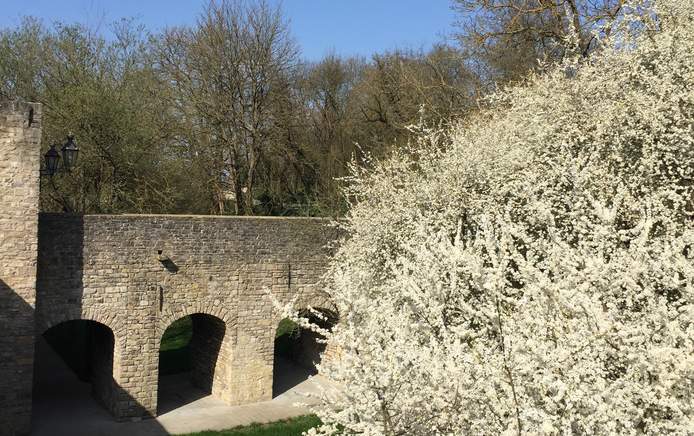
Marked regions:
[273,355,316,398]
[31,336,168,436]
[156,373,208,415]
[31,338,341,436]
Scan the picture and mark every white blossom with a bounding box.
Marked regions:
[283,1,694,434]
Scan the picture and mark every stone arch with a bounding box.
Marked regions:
[36,308,126,355]
[156,305,234,414]
[157,302,235,346]
[274,290,338,325]
[34,315,122,419]
[272,293,339,397]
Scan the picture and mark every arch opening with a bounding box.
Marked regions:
[272,308,337,398]
[32,320,118,431]
[157,313,227,415]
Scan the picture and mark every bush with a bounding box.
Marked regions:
[297,1,694,434]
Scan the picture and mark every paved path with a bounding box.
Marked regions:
[31,339,340,436]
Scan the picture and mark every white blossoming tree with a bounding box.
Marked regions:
[282,1,694,434]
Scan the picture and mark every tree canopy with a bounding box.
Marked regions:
[0,1,489,216]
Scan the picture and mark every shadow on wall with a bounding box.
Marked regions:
[0,278,171,436]
[31,319,171,436]
[0,279,36,436]
[36,320,119,418]
[31,215,169,434]
[0,217,171,435]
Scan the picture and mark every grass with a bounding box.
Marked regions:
[274,318,300,357]
[276,318,300,338]
[160,316,193,375]
[178,414,322,436]
[161,316,194,351]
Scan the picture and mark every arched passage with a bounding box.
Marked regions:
[32,319,119,430]
[157,312,228,414]
[273,308,338,397]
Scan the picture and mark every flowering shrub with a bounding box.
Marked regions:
[288,1,693,434]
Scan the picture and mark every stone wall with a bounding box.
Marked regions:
[35,213,339,420]
[0,101,42,436]
[0,100,340,430]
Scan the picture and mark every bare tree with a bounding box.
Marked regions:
[453,0,627,82]
[157,0,299,214]
[300,55,363,192]
[352,46,479,146]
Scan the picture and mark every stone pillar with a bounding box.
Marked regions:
[0,101,42,436]
[115,282,160,420]
[228,327,274,404]
[227,264,288,404]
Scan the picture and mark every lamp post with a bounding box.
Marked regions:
[41,134,79,177]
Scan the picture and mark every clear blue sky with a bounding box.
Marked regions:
[0,0,458,60]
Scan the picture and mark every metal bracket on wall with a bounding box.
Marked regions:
[157,249,179,273]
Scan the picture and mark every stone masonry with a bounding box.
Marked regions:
[0,102,340,435]
[0,101,42,436]
[35,213,338,420]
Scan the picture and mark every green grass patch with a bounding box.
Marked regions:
[178,414,321,436]
[161,316,193,351]
[274,318,300,357]
[160,316,193,375]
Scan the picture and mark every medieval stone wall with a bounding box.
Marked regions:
[35,213,339,420]
[0,101,42,436]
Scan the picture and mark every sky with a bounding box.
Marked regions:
[0,0,459,61]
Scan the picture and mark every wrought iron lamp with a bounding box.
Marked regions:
[41,134,79,177]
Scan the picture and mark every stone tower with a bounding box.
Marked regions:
[0,101,42,436]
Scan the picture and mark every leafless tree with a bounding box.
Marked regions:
[157,0,299,214]
[453,0,627,82]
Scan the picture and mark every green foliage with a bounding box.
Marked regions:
[178,415,322,436]
[275,318,299,339]
[0,18,193,213]
[0,3,483,217]
[159,316,193,375]
[161,316,193,351]
[274,317,301,358]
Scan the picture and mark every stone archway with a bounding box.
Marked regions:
[32,318,120,432]
[272,306,338,397]
[37,309,127,355]
[156,307,233,415]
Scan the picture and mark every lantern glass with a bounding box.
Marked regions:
[44,145,60,176]
[61,135,79,170]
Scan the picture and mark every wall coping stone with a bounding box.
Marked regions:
[39,212,337,222]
